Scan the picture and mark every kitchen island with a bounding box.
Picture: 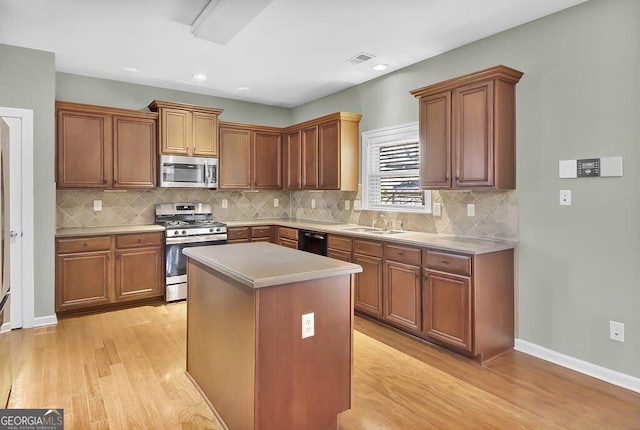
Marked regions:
[183,242,362,430]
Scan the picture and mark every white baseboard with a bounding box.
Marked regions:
[33,314,58,328]
[0,322,10,333]
[515,339,640,394]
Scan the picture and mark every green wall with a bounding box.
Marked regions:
[56,73,292,127]
[0,43,56,318]
[292,0,640,377]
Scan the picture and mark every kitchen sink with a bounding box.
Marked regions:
[340,227,382,233]
[370,230,405,235]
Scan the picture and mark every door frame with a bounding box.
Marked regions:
[0,107,34,330]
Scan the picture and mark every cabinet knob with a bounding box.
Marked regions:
[445,176,449,181]
[82,243,88,247]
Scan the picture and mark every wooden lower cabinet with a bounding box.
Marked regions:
[353,253,383,317]
[327,249,351,262]
[56,232,164,314]
[278,238,298,249]
[56,250,112,312]
[384,261,422,332]
[423,269,472,352]
[115,246,163,301]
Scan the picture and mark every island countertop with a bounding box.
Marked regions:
[183,242,362,289]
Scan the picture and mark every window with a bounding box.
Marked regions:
[362,123,431,213]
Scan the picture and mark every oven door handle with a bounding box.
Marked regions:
[166,234,228,245]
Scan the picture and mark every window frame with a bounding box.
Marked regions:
[362,123,431,214]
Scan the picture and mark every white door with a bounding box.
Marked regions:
[0,108,34,330]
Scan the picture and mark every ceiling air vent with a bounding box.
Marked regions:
[346,53,375,65]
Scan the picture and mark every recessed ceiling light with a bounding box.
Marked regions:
[192,73,208,81]
[122,66,139,72]
[237,86,250,91]
[373,64,389,71]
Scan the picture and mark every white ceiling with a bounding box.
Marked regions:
[0,0,588,108]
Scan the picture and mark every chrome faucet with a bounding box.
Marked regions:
[379,214,390,231]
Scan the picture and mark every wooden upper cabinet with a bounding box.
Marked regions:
[318,120,340,189]
[419,92,451,188]
[113,115,157,189]
[411,65,523,190]
[301,126,318,189]
[284,130,302,190]
[283,112,362,191]
[56,102,157,189]
[57,109,112,188]
[193,111,219,156]
[148,100,223,157]
[253,130,282,189]
[219,126,252,189]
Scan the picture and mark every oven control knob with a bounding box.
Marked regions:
[174,231,179,235]
[209,228,214,233]
[182,230,187,235]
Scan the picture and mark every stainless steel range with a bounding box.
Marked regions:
[155,202,227,301]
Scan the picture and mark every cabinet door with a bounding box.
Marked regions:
[219,127,252,189]
[423,269,472,352]
[384,261,421,332]
[284,130,302,190]
[160,108,191,155]
[453,80,494,188]
[253,131,282,189]
[419,92,451,189]
[193,111,218,156]
[56,251,112,311]
[56,110,112,188]
[353,253,383,317]
[114,246,163,302]
[278,238,298,249]
[301,126,318,189]
[113,115,157,188]
[318,120,340,189]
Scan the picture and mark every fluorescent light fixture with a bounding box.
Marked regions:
[373,64,389,71]
[192,73,208,81]
[192,0,275,45]
[237,86,250,91]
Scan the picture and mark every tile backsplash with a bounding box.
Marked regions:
[57,187,518,241]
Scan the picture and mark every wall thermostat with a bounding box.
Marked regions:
[577,158,600,177]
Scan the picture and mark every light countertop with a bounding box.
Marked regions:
[183,242,362,289]
[226,218,515,255]
[56,224,165,237]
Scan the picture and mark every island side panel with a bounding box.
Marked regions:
[186,259,256,430]
[255,275,353,430]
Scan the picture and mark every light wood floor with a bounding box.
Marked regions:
[6,303,639,429]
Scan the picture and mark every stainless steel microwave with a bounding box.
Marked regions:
[159,155,218,188]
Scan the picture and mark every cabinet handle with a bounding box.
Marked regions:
[455,176,459,181]
[440,260,450,264]
[445,176,449,181]
[397,252,404,256]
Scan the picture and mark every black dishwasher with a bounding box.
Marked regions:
[298,230,327,256]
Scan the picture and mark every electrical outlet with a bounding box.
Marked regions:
[344,200,350,210]
[311,199,316,209]
[560,190,571,206]
[273,198,279,207]
[610,321,625,342]
[433,202,442,217]
[93,200,102,212]
[353,200,362,210]
[467,204,475,217]
[302,312,314,339]
[221,199,228,209]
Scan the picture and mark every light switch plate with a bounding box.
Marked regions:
[344,200,350,210]
[560,190,571,206]
[467,204,475,217]
[353,200,362,210]
[221,199,228,209]
[93,200,102,212]
[273,198,279,207]
[432,202,442,217]
[311,199,316,209]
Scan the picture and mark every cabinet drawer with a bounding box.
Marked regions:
[57,236,111,253]
[328,235,352,252]
[228,227,250,240]
[327,249,351,262]
[279,238,298,249]
[251,225,273,239]
[116,232,163,249]
[353,239,383,257]
[278,227,298,240]
[423,250,472,276]
[385,244,421,265]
